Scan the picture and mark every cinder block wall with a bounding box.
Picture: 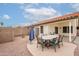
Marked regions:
[0,27,14,43]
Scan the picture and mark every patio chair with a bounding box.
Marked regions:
[71,36,77,43]
[58,35,64,46]
[36,36,45,51]
[50,38,60,52]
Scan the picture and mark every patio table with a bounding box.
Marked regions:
[42,34,59,48]
[42,34,59,40]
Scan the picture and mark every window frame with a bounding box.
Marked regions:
[63,26,73,33]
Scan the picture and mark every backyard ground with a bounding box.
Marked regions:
[0,36,32,56]
[0,36,79,56]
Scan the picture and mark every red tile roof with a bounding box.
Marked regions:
[32,12,79,26]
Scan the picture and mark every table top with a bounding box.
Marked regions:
[42,34,59,40]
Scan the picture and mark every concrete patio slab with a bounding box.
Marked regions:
[27,40,77,56]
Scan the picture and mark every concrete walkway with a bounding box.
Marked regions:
[0,36,32,56]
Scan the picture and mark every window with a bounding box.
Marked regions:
[63,26,73,33]
[77,27,79,29]
[40,26,43,33]
[71,26,73,33]
[55,27,58,34]
[63,26,67,33]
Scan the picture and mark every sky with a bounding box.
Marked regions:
[0,3,79,27]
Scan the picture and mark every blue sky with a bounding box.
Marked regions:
[0,3,79,27]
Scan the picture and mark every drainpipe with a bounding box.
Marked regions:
[69,21,71,42]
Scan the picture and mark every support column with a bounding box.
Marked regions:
[74,19,77,36]
[69,21,72,42]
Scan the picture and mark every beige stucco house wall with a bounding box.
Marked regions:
[47,18,78,36]
[34,14,79,37]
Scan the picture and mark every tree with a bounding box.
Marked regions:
[0,22,4,27]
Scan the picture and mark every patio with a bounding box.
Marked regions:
[27,39,77,56]
[0,35,79,56]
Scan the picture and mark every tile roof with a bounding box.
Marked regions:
[32,12,79,26]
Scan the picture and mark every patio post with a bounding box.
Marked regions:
[69,21,71,42]
[74,19,77,36]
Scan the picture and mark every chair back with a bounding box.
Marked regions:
[36,36,43,44]
[58,35,63,42]
[52,38,58,44]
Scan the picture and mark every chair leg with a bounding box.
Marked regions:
[42,47,43,51]
[55,47,56,52]
[37,44,38,48]
[42,45,44,51]
[62,42,63,46]
[54,46,56,52]
[58,44,60,48]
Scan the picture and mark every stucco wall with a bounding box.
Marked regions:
[0,26,29,43]
[48,19,77,36]
[34,18,78,36]
[0,27,14,43]
[13,27,29,37]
